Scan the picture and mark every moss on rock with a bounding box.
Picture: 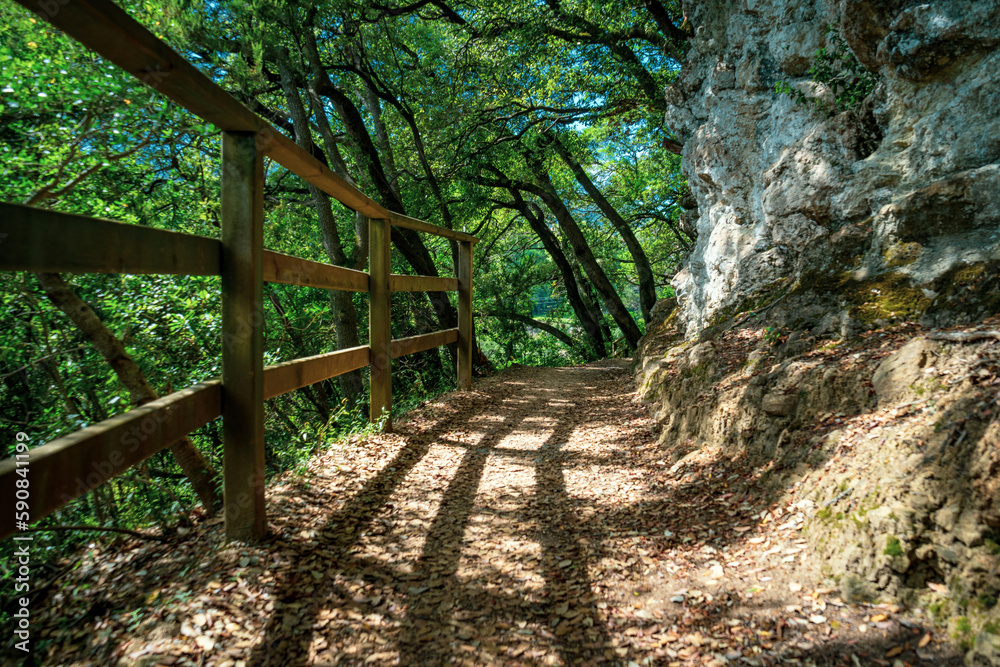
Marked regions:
[883,241,923,267]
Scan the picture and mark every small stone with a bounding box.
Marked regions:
[968,631,1000,666]
[872,338,939,406]
[840,573,875,603]
[955,510,983,547]
[933,544,962,564]
[934,503,960,531]
[761,393,799,417]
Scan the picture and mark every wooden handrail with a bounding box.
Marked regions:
[391,329,460,359]
[0,204,383,293]
[264,346,371,400]
[264,251,369,292]
[389,274,459,292]
[0,203,221,276]
[386,211,478,244]
[0,380,222,538]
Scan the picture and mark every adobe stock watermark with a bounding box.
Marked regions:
[222,305,266,353]
[11,431,31,654]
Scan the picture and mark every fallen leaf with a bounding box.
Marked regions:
[927,582,949,595]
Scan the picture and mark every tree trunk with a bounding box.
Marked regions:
[641,0,693,45]
[357,75,402,201]
[304,85,368,272]
[547,132,657,324]
[509,192,607,359]
[523,152,643,351]
[303,30,486,379]
[481,311,578,350]
[314,75,459,371]
[35,273,221,511]
[278,54,365,397]
[337,57,501,375]
[564,242,614,347]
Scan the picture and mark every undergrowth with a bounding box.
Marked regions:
[775,24,878,114]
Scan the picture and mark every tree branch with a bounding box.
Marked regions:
[480,311,578,348]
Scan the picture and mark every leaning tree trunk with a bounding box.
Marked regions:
[510,192,607,359]
[278,54,366,398]
[304,30,489,379]
[315,73,457,371]
[547,132,658,324]
[565,244,615,348]
[481,311,579,350]
[35,273,221,511]
[523,153,643,350]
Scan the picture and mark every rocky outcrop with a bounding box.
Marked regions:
[667,0,1000,339]
[633,315,1000,663]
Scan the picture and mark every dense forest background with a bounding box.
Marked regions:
[0,0,691,565]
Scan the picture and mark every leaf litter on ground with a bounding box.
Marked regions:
[16,358,967,666]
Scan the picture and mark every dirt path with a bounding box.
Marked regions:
[23,361,963,666]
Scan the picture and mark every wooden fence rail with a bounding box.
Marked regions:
[0,0,476,542]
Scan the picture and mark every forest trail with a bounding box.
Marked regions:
[27,361,963,666]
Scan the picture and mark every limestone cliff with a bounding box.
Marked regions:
[667,0,1000,339]
[638,3,1000,661]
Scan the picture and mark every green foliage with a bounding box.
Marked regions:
[1,3,208,214]
[774,25,878,114]
[984,529,1000,555]
[954,616,973,650]
[883,535,903,557]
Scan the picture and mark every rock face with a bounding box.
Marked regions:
[870,336,939,405]
[633,317,1000,663]
[667,0,1000,339]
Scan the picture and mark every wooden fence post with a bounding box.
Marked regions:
[221,132,266,541]
[457,240,474,390]
[369,217,392,430]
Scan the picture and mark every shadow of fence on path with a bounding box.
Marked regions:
[242,367,632,665]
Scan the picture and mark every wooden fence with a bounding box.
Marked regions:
[0,0,476,541]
